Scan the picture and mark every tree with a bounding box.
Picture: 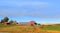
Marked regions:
[9,20,14,24]
[0,19,4,23]
[3,17,9,22]
[0,17,9,23]
[34,22,37,25]
[38,24,40,25]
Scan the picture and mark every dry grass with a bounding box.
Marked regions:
[0,26,60,33]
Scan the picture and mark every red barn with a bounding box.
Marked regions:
[2,22,10,25]
[29,21,36,26]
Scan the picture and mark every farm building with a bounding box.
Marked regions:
[2,22,10,25]
[2,21,18,25]
[18,22,30,26]
[18,21,37,26]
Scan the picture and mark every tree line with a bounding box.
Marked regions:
[0,17,17,25]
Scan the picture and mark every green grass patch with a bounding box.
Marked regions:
[41,25,60,31]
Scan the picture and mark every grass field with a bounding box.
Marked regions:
[41,24,60,31]
[0,24,60,33]
[0,26,42,33]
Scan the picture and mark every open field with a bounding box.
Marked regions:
[0,25,60,33]
[41,25,60,31]
[0,26,43,33]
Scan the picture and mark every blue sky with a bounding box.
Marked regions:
[0,0,60,24]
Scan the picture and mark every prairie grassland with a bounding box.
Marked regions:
[0,26,42,33]
[0,24,60,33]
